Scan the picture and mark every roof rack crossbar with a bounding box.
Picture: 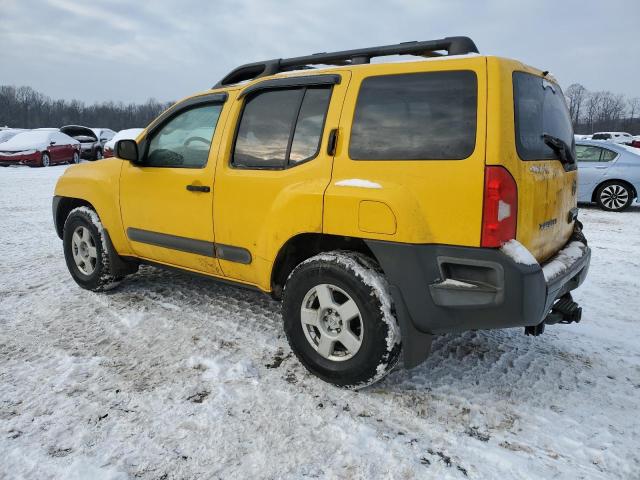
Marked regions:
[214,36,478,87]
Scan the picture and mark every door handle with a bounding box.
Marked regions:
[186,184,210,192]
[327,128,338,156]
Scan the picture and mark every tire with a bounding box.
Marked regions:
[596,181,633,211]
[40,152,50,167]
[71,151,80,164]
[282,251,402,389]
[63,207,122,291]
[94,148,103,160]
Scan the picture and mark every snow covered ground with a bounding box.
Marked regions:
[1,164,639,479]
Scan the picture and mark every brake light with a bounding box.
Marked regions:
[481,166,518,247]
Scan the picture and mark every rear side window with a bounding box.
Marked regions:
[592,134,611,140]
[349,71,477,160]
[233,87,332,169]
[513,72,574,161]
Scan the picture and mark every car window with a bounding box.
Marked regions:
[576,145,602,162]
[289,88,332,164]
[513,72,574,161]
[145,104,222,168]
[233,86,332,169]
[349,71,477,160]
[601,148,617,161]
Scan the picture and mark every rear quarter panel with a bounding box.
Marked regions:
[323,56,488,246]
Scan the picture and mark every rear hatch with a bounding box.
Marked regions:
[510,70,577,262]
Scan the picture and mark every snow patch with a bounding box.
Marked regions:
[542,241,587,282]
[438,279,479,289]
[500,240,538,266]
[335,179,382,189]
[188,356,259,383]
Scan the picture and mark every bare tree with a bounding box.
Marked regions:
[565,83,587,125]
[0,84,173,130]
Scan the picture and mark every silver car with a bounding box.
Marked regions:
[576,140,640,211]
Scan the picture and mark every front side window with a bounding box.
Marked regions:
[233,86,332,169]
[145,104,222,168]
[513,72,574,161]
[349,71,478,160]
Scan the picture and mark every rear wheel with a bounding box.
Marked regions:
[40,152,50,167]
[596,181,633,211]
[282,251,401,389]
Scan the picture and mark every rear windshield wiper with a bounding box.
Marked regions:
[542,133,575,165]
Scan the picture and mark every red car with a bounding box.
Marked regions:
[0,130,80,167]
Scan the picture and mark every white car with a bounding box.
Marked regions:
[103,128,144,158]
[0,128,27,144]
[91,128,116,148]
[591,132,634,145]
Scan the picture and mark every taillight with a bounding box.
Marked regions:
[481,166,518,247]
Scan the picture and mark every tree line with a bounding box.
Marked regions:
[565,83,640,135]
[0,85,173,131]
[2,83,638,136]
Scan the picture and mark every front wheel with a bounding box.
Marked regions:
[40,152,50,167]
[282,251,401,389]
[596,181,633,211]
[63,207,123,291]
[71,151,80,164]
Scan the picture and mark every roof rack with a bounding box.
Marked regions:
[214,36,478,87]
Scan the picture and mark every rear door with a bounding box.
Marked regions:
[212,73,350,289]
[488,61,577,262]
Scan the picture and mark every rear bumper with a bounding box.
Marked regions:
[366,233,590,365]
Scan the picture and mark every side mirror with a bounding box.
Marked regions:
[116,139,139,162]
[50,141,56,145]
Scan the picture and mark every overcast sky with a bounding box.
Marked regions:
[1,0,638,104]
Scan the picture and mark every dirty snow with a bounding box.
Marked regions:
[335,178,382,189]
[437,279,479,289]
[1,165,640,479]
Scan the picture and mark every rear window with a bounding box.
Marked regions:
[513,72,574,160]
[592,133,611,140]
[349,71,477,160]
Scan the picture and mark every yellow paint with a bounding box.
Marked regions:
[54,54,577,293]
[358,201,396,235]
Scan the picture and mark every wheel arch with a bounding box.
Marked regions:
[53,196,94,239]
[270,233,376,300]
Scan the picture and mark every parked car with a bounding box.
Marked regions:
[0,130,80,167]
[0,128,27,144]
[630,136,640,149]
[591,132,634,145]
[576,139,640,211]
[103,128,144,158]
[59,125,103,160]
[91,128,116,149]
[574,134,591,140]
[52,37,591,388]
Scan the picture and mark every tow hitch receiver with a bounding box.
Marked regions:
[545,293,582,325]
[525,293,582,336]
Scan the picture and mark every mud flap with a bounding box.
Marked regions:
[389,285,433,369]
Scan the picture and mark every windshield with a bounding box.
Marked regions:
[1,131,51,147]
[513,72,574,161]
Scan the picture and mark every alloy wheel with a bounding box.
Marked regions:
[71,226,98,275]
[300,283,363,361]
[42,154,50,167]
[600,184,629,210]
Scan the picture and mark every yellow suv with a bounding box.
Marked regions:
[53,37,591,388]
